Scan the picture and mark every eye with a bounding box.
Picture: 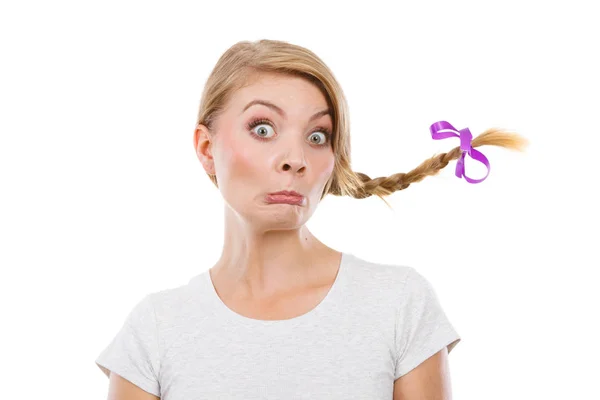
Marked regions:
[254,123,275,139]
[246,119,276,141]
[246,117,332,146]
[309,132,328,145]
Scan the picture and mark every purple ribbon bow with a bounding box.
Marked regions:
[430,121,490,184]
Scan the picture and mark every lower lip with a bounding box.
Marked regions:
[266,194,304,205]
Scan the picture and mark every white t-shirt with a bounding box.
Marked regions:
[95,252,461,399]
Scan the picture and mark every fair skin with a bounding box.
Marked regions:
[393,347,454,400]
[105,71,453,399]
[194,72,342,311]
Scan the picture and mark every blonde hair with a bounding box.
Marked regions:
[195,39,529,208]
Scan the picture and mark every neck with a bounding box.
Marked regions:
[210,206,337,300]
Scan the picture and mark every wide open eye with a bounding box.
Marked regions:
[252,123,275,139]
[246,118,276,141]
[246,117,332,146]
[308,131,328,145]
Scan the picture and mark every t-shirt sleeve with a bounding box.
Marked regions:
[95,293,161,397]
[394,267,461,380]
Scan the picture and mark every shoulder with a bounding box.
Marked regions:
[343,252,415,302]
[345,252,413,286]
[140,274,206,325]
[343,253,442,313]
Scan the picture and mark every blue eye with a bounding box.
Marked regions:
[245,117,332,146]
[308,132,328,145]
[249,121,275,140]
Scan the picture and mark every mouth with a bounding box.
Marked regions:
[265,190,305,206]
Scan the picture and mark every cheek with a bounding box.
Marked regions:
[217,132,262,183]
[315,152,335,181]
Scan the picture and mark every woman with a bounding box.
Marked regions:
[95,39,527,399]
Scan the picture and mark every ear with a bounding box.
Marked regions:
[194,124,216,175]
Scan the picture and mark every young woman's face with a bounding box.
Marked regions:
[204,72,335,231]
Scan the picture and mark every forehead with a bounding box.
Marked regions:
[228,73,329,113]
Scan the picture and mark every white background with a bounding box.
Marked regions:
[1,0,598,399]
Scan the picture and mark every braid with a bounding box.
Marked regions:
[342,127,529,208]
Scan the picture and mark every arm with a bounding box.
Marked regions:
[107,371,161,400]
[393,347,453,400]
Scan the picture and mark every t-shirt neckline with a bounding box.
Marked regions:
[203,251,350,327]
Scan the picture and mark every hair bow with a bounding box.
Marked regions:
[430,121,490,184]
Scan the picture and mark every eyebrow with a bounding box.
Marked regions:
[241,99,332,122]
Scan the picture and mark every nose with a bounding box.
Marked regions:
[277,133,308,175]
[281,159,306,174]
